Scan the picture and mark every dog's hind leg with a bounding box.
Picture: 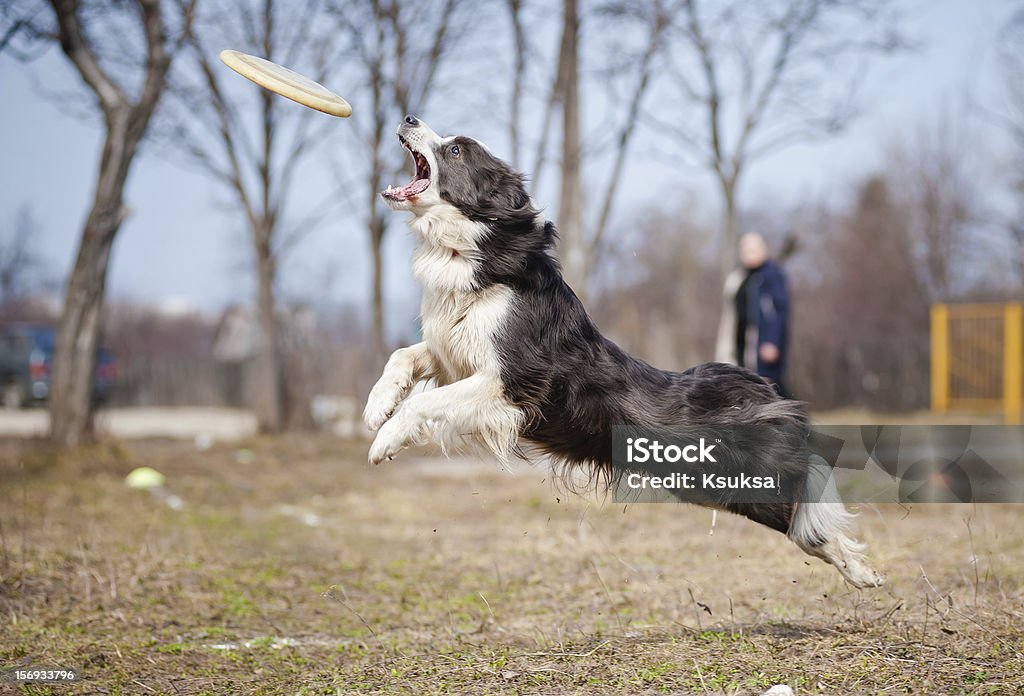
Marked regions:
[720,502,795,536]
[787,457,884,588]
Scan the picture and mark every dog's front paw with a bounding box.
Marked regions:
[363,390,399,431]
[367,432,398,465]
[363,376,414,431]
[368,413,426,465]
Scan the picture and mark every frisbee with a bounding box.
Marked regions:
[219,50,352,117]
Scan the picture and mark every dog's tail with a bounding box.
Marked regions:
[787,458,859,548]
[787,456,884,588]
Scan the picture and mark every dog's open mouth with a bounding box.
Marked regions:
[382,135,430,201]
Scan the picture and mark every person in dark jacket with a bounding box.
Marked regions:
[734,232,792,398]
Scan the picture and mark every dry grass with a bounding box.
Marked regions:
[1,434,1022,694]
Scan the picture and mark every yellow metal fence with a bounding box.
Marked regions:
[931,302,1023,424]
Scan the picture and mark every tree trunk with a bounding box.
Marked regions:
[44,0,177,446]
[557,0,589,294]
[369,214,386,369]
[713,183,740,363]
[506,0,525,169]
[366,23,388,372]
[557,0,586,298]
[49,211,118,446]
[255,236,284,433]
[50,110,138,446]
[719,184,739,279]
[366,137,385,370]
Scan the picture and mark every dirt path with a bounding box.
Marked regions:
[1,436,1021,694]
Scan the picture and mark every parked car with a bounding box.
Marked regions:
[0,323,117,409]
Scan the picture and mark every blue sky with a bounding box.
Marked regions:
[0,0,1017,328]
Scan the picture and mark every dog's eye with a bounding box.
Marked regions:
[449,144,460,157]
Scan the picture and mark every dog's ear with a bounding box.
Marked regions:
[483,169,532,224]
[438,141,535,225]
[471,166,535,228]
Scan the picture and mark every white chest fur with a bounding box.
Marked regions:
[408,204,485,296]
[420,284,512,383]
[406,205,511,383]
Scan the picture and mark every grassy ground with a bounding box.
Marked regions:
[1,435,1022,695]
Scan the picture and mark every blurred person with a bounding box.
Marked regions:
[731,232,792,398]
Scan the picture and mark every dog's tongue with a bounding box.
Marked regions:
[406,178,429,196]
[383,177,429,200]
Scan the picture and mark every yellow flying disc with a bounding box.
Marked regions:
[219,50,352,117]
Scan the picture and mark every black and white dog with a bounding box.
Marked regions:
[365,115,883,589]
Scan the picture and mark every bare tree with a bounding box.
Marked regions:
[802,176,929,410]
[537,0,673,298]
[163,0,348,432]
[529,35,560,191]
[888,112,983,301]
[643,0,904,359]
[591,201,719,369]
[556,0,586,293]
[587,0,674,269]
[0,3,47,59]
[2,0,195,446]
[997,7,1024,285]
[0,205,50,306]
[505,0,527,170]
[328,0,465,365]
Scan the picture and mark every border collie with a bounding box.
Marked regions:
[365,115,883,589]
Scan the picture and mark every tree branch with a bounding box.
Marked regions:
[589,0,670,262]
[132,0,175,127]
[410,0,456,111]
[731,0,820,173]
[48,0,127,112]
[0,17,27,54]
[506,0,526,168]
[683,0,727,186]
[186,35,259,229]
[530,22,563,190]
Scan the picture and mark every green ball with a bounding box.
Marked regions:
[125,466,166,489]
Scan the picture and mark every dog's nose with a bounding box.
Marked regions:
[404,114,419,126]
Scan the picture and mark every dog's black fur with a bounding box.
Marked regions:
[373,118,882,587]
[433,135,809,535]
